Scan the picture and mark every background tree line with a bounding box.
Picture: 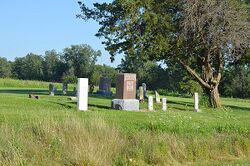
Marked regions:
[0,44,117,86]
[0,44,249,98]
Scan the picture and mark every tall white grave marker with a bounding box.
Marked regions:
[77,78,88,111]
[194,92,199,112]
[148,96,154,111]
[162,98,167,111]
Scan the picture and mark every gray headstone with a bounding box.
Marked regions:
[139,86,144,102]
[97,77,113,96]
[155,91,161,103]
[142,83,148,99]
[99,77,111,91]
[49,83,54,96]
[73,85,77,96]
[62,83,68,95]
[112,99,139,111]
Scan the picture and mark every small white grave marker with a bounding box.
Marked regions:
[77,78,88,111]
[148,96,154,111]
[194,92,199,112]
[162,98,167,111]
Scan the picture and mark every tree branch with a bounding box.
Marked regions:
[179,59,210,89]
[213,49,223,84]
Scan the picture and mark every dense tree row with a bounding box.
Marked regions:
[0,44,117,86]
[0,44,249,98]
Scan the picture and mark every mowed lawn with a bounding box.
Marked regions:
[0,85,250,165]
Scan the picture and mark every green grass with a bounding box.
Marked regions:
[0,78,75,90]
[0,79,250,165]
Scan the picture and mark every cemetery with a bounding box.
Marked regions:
[0,0,249,165]
[0,77,250,165]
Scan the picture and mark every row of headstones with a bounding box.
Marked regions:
[49,83,77,96]
[148,96,167,111]
[138,85,162,103]
[49,74,200,112]
[147,93,199,112]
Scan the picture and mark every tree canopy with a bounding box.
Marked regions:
[78,0,250,107]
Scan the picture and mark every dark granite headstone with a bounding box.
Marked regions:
[73,85,77,96]
[97,77,112,96]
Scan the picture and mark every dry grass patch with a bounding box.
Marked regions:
[0,114,125,166]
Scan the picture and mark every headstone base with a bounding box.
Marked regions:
[96,90,113,96]
[111,99,139,111]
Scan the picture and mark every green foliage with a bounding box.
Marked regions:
[12,53,44,80]
[62,44,101,85]
[221,63,250,98]
[0,57,11,78]
[92,64,118,86]
[118,56,167,89]
[43,50,65,82]
[179,78,203,95]
[61,67,77,84]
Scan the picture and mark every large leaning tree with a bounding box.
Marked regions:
[78,0,250,108]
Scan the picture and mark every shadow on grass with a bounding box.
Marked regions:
[48,101,74,109]
[88,104,111,110]
[224,105,250,112]
[89,93,115,100]
[67,101,111,110]
[0,89,75,96]
[167,100,193,107]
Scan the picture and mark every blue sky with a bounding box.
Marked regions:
[0,0,121,67]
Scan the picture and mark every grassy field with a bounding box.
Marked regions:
[0,79,250,165]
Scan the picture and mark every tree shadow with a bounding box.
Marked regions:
[224,105,250,112]
[0,89,76,97]
[48,101,74,109]
[67,101,111,110]
[88,104,111,110]
[89,93,114,99]
[167,100,193,107]
[0,89,48,95]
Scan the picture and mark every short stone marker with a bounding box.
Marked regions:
[49,83,54,96]
[97,77,112,96]
[148,96,154,111]
[77,78,89,111]
[194,92,199,112]
[142,83,148,99]
[155,91,161,103]
[68,97,77,101]
[29,94,40,100]
[111,73,139,111]
[139,86,144,102]
[62,83,68,95]
[162,98,167,111]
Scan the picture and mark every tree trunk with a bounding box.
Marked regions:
[205,85,221,108]
[179,59,222,108]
